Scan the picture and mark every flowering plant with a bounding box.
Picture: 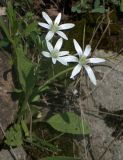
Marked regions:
[39,12,105,85]
[70,39,105,85]
[38,12,75,41]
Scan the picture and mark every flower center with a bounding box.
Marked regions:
[50,23,59,33]
[51,50,59,58]
[79,56,87,65]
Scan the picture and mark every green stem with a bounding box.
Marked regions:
[38,66,74,92]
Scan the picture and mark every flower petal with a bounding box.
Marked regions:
[42,51,51,58]
[52,58,57,64]
[54,38,63,51]
[56,31,68,40]
[70,64,82,79]
[46,40,53,52]
[65,55,78,62]
[38,22,50,29]
[57,57,68,66]
[87,58,105,64]
[42,12,52,25]
[83,45,91,57]
[59,23,75,30]
[84,65,96,85]
[45,31,54,41]
[59,51,69,56]
[73,39,83,56]
[54,13,61,25]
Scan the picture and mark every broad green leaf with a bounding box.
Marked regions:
[5,124,23,146]
[41,156,79,160]
[47,112,91,135]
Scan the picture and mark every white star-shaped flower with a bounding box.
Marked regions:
[38,12,75,41]
[70,39,106,85]
[42,38,74,66]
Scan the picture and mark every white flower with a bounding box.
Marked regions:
[38,12,75,41]
[70,39,105,85]
[42,38,73,66]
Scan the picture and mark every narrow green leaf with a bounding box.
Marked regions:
[16,46,36,94]
[47,112,91,135]
[21,120,29,137]
[120,0,123,12]
[0,17,11,41]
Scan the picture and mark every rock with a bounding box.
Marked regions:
[93,51,123,111]
[71,51,123,160]
[0,51,18,142]
[0,146,27,160]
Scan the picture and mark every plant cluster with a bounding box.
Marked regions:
[72,0,122,13]
[0,1,107,160]
[39,11,105,85]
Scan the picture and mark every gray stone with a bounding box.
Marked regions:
[0,146,27,160]
[92,50,123,111]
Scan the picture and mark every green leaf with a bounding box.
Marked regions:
[21,120,29,137]
[7,1,18,33]
[16,46,36,94]
[94,0,100,8]
[41,156,79,160]
[91,6,106,13]
[0,40,9,47]
[71,3,81,13]
[26,134,60,152]
[120,0,123,12]
[47,112,91,135]
[24,22,38,37]
[0,17,11,41]
[5,124,23,146]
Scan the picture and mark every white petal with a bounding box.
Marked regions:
[84,65,96,85]
[59,23,75,30]
[54,13,61,25]
[54,38,63,51]
[83,45,91,57]
[38,22,50,29]
[57,57,68,66]
[65,55,78,62]
[45,31,54,41]
[87,58,106,64]
[46,41,53,52]
[52,58,57,64]
[59,51,69,56]
[70,64,82,79]
[42,12,52,25]
[56,31,68,40]
[42,51,51,58]
[73,39,83,56]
